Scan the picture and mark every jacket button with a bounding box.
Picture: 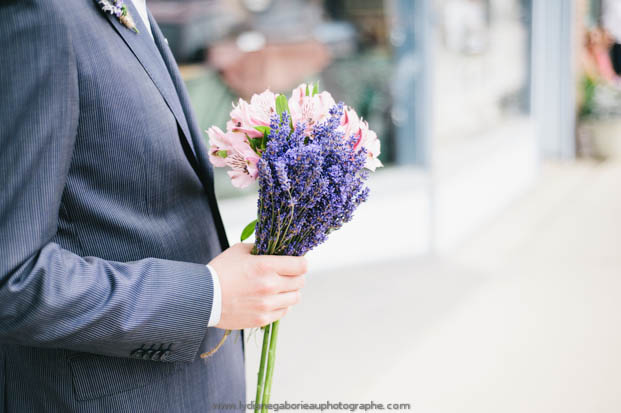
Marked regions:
[130,349,144,358]
[151,350,162,361]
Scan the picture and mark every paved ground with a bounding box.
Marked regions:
[243,160,621,412]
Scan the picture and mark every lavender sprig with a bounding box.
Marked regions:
[97,0,139,33]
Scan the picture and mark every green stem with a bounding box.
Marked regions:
[271,191,294,253]
[254,324,271,413]
[261,320,280,412]
[267,199,279,252]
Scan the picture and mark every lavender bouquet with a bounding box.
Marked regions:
[205,83,381,410]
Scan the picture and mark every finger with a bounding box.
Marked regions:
[266,307,289,324]
[274,273,306,293]
[260,255,307,276]
[267,290,301,310]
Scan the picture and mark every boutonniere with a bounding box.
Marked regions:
[97,0,139,33]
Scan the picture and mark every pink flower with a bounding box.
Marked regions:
[206,126,231,167]
[207,126,260,188]
[340,107,383,171]
[288,83,336,136]
[358,127,383,171]
[227,170,254,188]
[229,89,276,138]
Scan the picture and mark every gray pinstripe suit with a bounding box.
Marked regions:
[0,0,245,411]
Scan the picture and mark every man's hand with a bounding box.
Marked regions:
[208,243,307,329]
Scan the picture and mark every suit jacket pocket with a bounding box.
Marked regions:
[69,353,176,401]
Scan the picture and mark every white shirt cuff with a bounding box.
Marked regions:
[206,264,222,327]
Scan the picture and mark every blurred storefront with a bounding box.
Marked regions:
[151,0,578,258]
[577,0,621,159]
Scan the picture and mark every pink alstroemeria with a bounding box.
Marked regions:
[206,125,233,167]
[288,83,336,135]
[229,89,276,138]
[225,133,260,188]
[340,107,383,171]
[207,126,260,188]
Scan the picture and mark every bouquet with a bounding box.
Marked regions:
[204,83,381,410]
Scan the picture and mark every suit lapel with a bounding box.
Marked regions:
[146,10,229,250]
[100,1,197,158]
[146,10,214,180]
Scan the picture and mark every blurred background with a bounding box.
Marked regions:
[154,0,620,410]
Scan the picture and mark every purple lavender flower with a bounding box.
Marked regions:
[253,103,370,257]
[97,0,139,33]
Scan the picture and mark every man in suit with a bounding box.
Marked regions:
[0,0,307,411]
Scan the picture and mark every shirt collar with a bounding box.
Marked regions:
[129,0,153,39]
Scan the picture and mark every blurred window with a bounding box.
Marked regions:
[152,0,397,177]
[432,0,532,148]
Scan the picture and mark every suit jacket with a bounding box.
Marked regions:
[0,0,245,411]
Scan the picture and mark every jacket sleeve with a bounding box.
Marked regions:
[0,0,214,363]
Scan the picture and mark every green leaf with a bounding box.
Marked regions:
[312,81,319,96]
[254,125,271,136]
[216,150,228,158]
[275,94,290,121]
[240,219,257,242]
[253,126,270,150]
[248,138,259,152]
[305,84,310,96]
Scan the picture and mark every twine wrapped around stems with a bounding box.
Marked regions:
[199,329,231,359]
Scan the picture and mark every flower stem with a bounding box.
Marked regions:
[261,320,280,412]
[254,324,271,412]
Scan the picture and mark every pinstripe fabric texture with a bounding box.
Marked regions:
[0,0,244,411]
